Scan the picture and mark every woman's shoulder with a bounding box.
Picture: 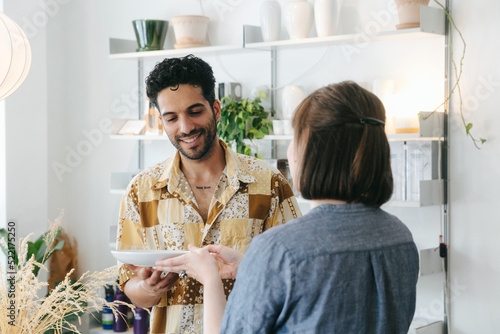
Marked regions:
[250,203,415,260]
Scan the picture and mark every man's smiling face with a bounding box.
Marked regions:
[157,84,220,160]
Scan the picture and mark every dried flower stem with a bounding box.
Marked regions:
[0,214,138,334]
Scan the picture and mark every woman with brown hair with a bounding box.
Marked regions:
[157,81,419,334]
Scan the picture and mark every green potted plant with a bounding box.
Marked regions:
[218,92,274,159]
[0,225,64,278]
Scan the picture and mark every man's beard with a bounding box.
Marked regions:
[168,114,217,160]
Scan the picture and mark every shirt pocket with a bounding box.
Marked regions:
[219,218,265,252]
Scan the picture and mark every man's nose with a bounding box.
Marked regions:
[179,116,196,135]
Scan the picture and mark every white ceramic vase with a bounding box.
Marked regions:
[282,85,305,119]
[394,0,430,29]
[284,0,314,40]
[260,1,281,42]
[314,0,337,37]
[171,15,210,49]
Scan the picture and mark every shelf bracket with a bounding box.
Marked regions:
[109,38,137,55]
[243,25,263,47]
[420,6,446,35]
[138,59,145,171]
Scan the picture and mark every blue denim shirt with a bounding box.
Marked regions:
[220,203,419,334]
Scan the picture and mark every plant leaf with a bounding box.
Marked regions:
[27,241,39,261]
[0,228,9,257]
[44,240,65,262]
[252,118,259,128]
[480,138,487,144]
[35,240,48,264]
[259,91,267,100]
[0,228,19,266]
[465,123,473,135]
[255,131,265,139]
[244,146,252,156]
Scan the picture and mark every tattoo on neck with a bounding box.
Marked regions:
[196,186,211,189]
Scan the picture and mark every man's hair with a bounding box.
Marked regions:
[145,54,216,110]
[292,81,393,207]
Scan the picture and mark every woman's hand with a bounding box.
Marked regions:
[205,245,244,279]
[156,244,220,285]
[155,244,243,334]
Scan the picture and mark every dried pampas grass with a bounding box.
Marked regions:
[0,215,134,334]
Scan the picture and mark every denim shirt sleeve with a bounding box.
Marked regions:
[220,233,292,333]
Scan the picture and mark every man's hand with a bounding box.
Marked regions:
[124,265,179,308]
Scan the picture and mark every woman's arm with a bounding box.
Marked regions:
[156,244,229,334]
[201,270,227,334]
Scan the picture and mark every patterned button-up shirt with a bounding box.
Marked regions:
[116,140,301,334]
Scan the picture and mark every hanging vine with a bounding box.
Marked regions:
[431,0,486,148]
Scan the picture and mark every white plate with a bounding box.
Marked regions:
[111,250,188,267]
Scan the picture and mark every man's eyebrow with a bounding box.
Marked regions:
[161,103,206,117]
[186,103,206,110]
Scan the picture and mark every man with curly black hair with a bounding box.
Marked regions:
[116,55,301,334]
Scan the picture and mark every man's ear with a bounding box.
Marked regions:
[213,99,222,121]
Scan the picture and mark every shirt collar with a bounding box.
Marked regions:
[152,139,255,192]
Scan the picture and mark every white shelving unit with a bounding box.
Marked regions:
[243,6,444,50]
[107,4,445,178]
[109,133,442,142]
[108,6,443,61]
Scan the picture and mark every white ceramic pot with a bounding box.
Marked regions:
[394,0,430,29]
[260,1,281,42]
[314,0,337,37]
[171,15,209,49]
[284,0,314,40]
[282,85,305,119]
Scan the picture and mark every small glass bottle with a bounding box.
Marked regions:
[102,285,114,330]
[133,308,149,334]
[113,286,129,332]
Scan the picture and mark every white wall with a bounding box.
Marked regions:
[0,99,5,231]
[0,0,4,270]
[3,0,49,246]
[448,0,500,332]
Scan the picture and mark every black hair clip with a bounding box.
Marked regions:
[359,117,385,126]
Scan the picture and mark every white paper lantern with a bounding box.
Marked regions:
[0,12,32,101]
